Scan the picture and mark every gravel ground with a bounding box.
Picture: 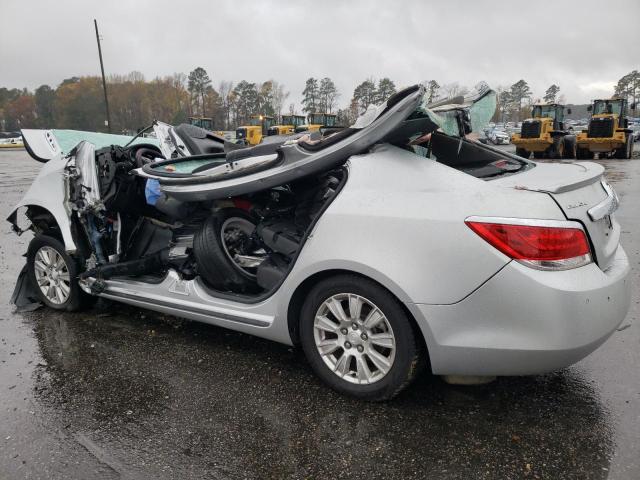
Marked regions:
[1,146,639,479]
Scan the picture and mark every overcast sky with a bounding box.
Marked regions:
[1,0,638,109]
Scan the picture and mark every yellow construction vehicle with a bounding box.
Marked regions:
[295,113,338,133]
[189,117,214,131]
[267,115,307,136]
[235,115,275,145]
[511,104,575,159]
[576,98,635,159]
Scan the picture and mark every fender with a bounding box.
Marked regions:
[7,154,77,251]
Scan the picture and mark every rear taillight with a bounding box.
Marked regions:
[465,217,592,271]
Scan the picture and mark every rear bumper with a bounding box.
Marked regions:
[408,245,631,376]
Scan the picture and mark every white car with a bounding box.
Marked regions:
[484,127,511,145]
[9,85,630,400]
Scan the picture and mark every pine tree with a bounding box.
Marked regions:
[543,84,560,103]
[187,67,212,116]
[376,78,396,103]
[302,78,319,114]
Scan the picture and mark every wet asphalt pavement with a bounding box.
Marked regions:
[0,147,639,479]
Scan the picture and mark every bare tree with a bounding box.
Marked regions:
[441,82,469,99]
[218,80,234,130]
[270,80,290,119]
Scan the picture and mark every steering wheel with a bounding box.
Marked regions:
[134,147,164,167]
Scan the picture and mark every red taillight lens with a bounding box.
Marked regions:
[465,220,591,269]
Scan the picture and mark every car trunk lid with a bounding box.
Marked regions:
[493,161,620,269]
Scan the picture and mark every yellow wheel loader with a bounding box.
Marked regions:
[576,98,635,159]
[267,115,307,136]
[295,113,339,133]
[511,104,576,159]
[235,115,275,146]
[189,117,214,131]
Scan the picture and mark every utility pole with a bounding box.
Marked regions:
[94,19,111,132]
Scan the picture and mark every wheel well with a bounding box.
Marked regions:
[286,269,430,367]
[25,206,63,241]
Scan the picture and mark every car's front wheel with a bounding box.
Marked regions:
[27,235,87,311]
[300,275,423,401]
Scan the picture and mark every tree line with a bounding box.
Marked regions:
[1,67,637,133]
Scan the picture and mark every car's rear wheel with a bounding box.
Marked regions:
[27,235,87,311]
[193,208,260,293]
[300,275,423,401]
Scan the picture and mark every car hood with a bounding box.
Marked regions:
[20,128,159,163]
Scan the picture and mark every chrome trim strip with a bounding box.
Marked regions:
[99,290,270,327]
[464,216,585,230]
[89,270,273,328]
[588,180,619,221]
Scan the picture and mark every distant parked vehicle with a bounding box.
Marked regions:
[511,104,576,159]
[576,98,636,159]
[484,127,510,145]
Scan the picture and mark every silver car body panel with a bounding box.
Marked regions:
[9,153,77,251]
[492,161,620,269]
[414,245,630,375]
[77,144,631,376]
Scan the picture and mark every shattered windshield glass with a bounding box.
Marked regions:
[417,83,497,137]
[351,82,496,139]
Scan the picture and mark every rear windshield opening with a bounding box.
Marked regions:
[412,132,532,179]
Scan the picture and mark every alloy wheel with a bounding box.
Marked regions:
[313,293,396,384]
[33,246,71,305]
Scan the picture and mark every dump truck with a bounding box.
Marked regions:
[235,115,275,145]
[511,104,575,159]
[295,113,339,133]
[576,98,635,159]
[267,115,306,136]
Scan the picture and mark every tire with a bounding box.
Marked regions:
[193,208,259,293]
[577,147,594,160]
[26,235,88,311]
[299,274,423,401]
[549,136,564,159]
[533,151,545,159]
[515,147,529,159]
[562,135,577,159]
[615,135,632,159]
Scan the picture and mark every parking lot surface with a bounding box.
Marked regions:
[1,148,639,479]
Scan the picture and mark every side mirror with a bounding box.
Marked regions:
[567,108,572,115]
[587,105,592,112]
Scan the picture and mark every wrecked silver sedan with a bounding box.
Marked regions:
[9,85,631,400]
